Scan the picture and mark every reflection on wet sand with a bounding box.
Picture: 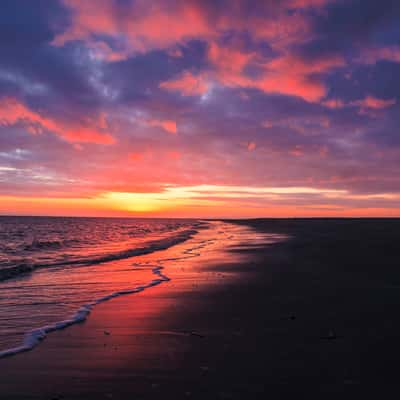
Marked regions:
[0,221,285,397]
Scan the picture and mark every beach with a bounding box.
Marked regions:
[2,1,400,397]
[1,218,400,398]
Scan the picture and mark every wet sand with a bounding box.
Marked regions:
[1,218,400,399]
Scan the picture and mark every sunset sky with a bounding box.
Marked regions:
[1,0,400,217]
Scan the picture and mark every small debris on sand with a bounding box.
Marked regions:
[182,330,205,338]
[190,331,205,338]
[321,329,337,340]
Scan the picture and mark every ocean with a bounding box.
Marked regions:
[0,216,284,359]
[0,217,202,357]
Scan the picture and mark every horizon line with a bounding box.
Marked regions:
[1,214,399,220]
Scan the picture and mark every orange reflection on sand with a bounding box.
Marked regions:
[0,222,281,373]
[73,222,285,367]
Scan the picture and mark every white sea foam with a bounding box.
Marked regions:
[0,228,199,281]
[0,220,285,360]
[0,266,170,359]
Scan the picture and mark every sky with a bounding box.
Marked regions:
[0,0,400,218]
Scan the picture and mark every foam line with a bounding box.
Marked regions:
[0,228,199,282]
[0,266,170,359]
[0,224,218,359]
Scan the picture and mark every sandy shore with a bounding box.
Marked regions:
[1,219,400,399]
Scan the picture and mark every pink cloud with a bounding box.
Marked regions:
[323,94,397,113]
[359,46,400,65]
[0,98,115,144]
[54,0,321,63]
[323,95,396,113]
[289,0,332,8]
[208,42,254,77]
[353,95,397,110]
[322,99,346,109]
[53,0,210,57]
[167,48,184,58]
[54,0,341,103]
[208,44,344,102]
[148,119,177,134]
[129,152,145,162]
[247,142,256,151]
[260,54,345,101]
[319,146,329,157]
[289,145,304,157]
[168,151,181,159]
[160,71,208,96]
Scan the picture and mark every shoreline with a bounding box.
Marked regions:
[0,265,171,359]
[0,221,215,358]
[0,224,204,357]
[0,223,275,398]
[0,224,203,282]
[1,218,400,398]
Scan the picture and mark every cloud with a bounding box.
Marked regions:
[359,46,400,65]
[207,41,344,101]
[290,0,331,7]
[353,95,396,110]
[148,119,177,134]
[0,97,115,144]
[322,95,396,111]
[53,0,211,58]
[0,0,400,216]
[247,141,256,151]
[322,99,345,109]
[51,0,345,103]
[258,53,345,101]
[160,71,209,96]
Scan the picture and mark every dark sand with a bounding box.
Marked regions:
[1,218,400,399]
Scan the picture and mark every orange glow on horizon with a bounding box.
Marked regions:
[1,184,399,218]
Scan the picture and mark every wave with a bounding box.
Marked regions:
[0,227,200,282]
[23,238,80,252]
[0,266,170,359]
[0,223,211,359]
